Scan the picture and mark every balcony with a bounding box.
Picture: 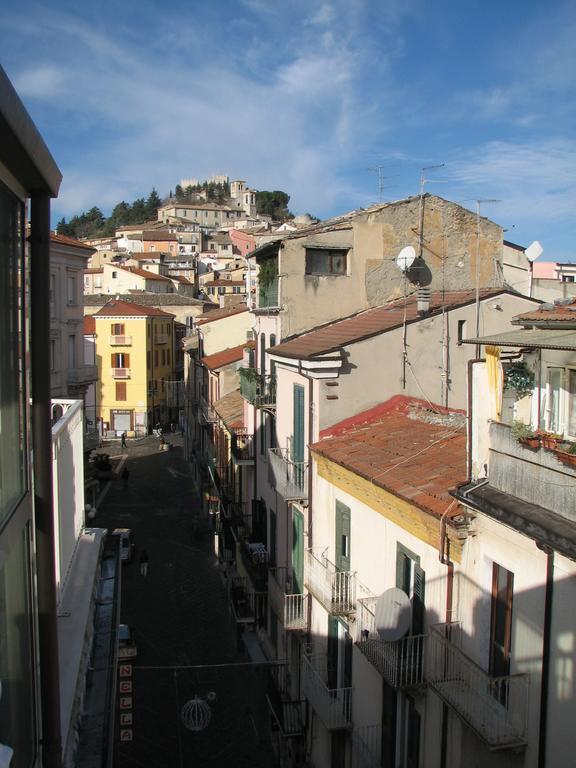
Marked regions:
[352,725,382,768]
[257,277,280,311]
[237,539,269,590]
[427,623,528,749]
[266,663,306,739]
[268,570,308,631]
[238,368,276,408]
[268,448,308,500]
[154,334,169,345]
[109,335,132,346]
[353,597,426,688]
[228,576,267,625]
[231,432,255,465]
[302,653,352,730]
[199,395,218,424]
[111,367,130,379]
[67,364,98,386]
[304,548,356,616]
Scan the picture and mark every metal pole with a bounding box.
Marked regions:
[30,193,63,768]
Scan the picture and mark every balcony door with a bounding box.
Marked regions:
[396,543,425,635]
[490,562,513,678]
[292,384,305,490]
[292,506,304,594]
[327,616,352,690]
[335,501,351,572]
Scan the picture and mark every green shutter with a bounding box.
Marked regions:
[292,508,304,594]
[260,332,266,374]
[327,616,339,689]
[335,501,351,572]
[292,384,305,463]
[413,564,426,635]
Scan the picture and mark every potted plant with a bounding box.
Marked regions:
[511,420,540,449]
[538,430,563,451]
[553,441,576,468]
[504,361,535,399]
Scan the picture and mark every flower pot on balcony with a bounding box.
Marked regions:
[538,432,562,451]
[553,448,576,468]
[519,437,540,449]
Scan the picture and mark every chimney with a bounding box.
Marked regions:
[417,286,431,315]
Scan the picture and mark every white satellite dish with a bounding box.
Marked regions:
[374,587,411,641]
[525,240,543,263]
[396,246,417,272]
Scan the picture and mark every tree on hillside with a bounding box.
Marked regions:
[255,190,292,220]
[146,188,162,219]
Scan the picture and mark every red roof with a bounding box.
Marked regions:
[514,299,576,325]
[201,341,255,370]
[50,232,96,251]
[268,289,509,360]
[196,302,248,325]
[93,299,175,318]
[84,315,96,334]
[311,396,467,518]
[84,268,103,274]
[203,280,245,287]
[121,266,172,282]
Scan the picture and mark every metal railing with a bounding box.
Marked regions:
[352,724,382,768]
[427,623,528,748]
[354,597,426,688]
[238,368,276,408]
[268,570,308,631]
[304,548,356,615]
[231,433,255,463]
[302,653,352,730]
[109,335,132,345]
[199,395,218,423]
[268,448,308,500]
[111,367,130,379]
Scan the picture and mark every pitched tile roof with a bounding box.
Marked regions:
[50,232,96,251]
[213,389,244,431]
[84,268,103,274]
[203,279,245,287]
[83,315,96,334]
[196,302,248,325]
[268,289,511,360]
[121,266,172,282]
[92,299,175,318]
[513,298,576,325]
[201,341,254,370]
[311,396,467,518]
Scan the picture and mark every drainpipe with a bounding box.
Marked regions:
[438,501,455,768]
[537,545,554,768]
[30,193,63,768]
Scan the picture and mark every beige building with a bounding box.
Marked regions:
[157,201,244,228]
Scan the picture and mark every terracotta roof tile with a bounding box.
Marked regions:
[50,232,95,251]
[268,289,510,360]
[213,389,244,430]
[196,302,248,325]
[311,396,467,519]
[121,266,172,282]
[514,299,576,325]
[93,299,175,318]
[83,315,96,334]
[201,341,254,370]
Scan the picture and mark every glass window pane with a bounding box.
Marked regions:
[0,180,26,525]
[547,368,562,433]
[0,527,36,767]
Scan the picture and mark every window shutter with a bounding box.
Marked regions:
[412,564,426,635]
[124,353,130,367]
[335,500,351,572]
[327,616,339,689]
[111,353,117,367]
[292,384,305,463]
[292,508,304,594]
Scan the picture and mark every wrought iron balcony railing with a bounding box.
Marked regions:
[427,623,528,749]
[111,367,130,379]
[228,576,267,625]
[304,548,356,615]
[231,432,255,464]
[268,448,308,500]
[302,653,352,730]
[199,395,218,424]
[266,663,306,738]
[354,597,426,688]
[238,368,276,408]
[268,569,308,631]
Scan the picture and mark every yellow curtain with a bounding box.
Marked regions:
[486,345,503,421]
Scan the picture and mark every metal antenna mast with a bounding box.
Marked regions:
[366,164,389,203]
[417,164,445,258]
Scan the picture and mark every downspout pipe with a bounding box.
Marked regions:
[30,194,63,768]
[439,499,456,768]
[537,546,554,768]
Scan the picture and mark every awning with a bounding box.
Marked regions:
[463,328,576,352]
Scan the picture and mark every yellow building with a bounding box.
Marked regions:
[92,298,176,435]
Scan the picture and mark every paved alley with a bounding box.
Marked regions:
[94,435,277,767]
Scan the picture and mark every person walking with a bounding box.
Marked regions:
[139,549,149,576]
[121,431,127,449]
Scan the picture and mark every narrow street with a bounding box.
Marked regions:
[95,435,276,767]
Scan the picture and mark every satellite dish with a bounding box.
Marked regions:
[396,246,417,272]
[374,588,411,641]
[525,240,543,263]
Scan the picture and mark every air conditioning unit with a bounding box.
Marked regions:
[246,330,254,341]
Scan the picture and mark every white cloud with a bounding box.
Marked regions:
[14,65,67,98]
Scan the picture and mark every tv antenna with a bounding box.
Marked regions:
[366,164,395,203]
[417,163,445,258]
[419,163,445,196]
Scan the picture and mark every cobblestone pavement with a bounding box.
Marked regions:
[94,435,277,767]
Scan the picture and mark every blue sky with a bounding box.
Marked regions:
[1,0,575,259]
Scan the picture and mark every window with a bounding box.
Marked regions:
[67,274,77,304]
[147,351,151,370]
[305,248,347,276]
[162,349,166,365]
[50,340,56,371]
[84,275,89,288]
[335,501,351,572]
[543,368,563,433]
[116,382,127,401]
[111,352,130,368]
[154,350,159,367]
[396,543,425,635]
[111,323,125,335]
[68,335,76,368]
[112,271,117,278]
[457,319,466,345]
[561,275,575,283]
[568,369,576,437]
[49,273,56,314]
[167,349,170,365]
[218,287,226,295]
[490,563,514,681]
